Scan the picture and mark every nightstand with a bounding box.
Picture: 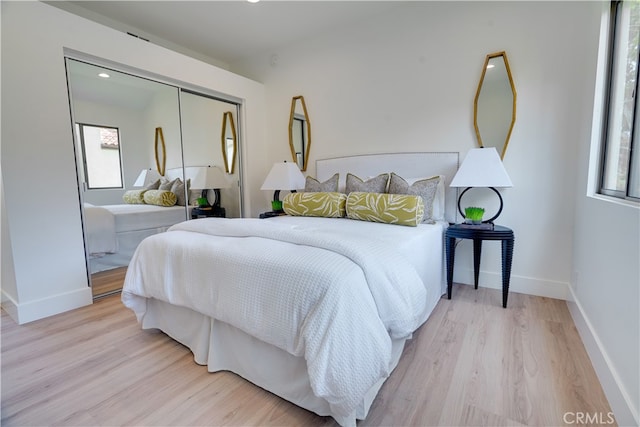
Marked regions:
[445,223,514,308]
[191,206,226,219]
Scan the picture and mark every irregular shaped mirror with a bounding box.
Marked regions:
[221,111,237,174]
[474,51,516,159]
[289,95,311,171]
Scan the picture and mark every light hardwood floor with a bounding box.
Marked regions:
[1,284,614,426]
[91,267,127,298]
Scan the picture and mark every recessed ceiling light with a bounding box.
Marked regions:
[98,72,110,78]
[247,0,260,3]
[486,64,495,69]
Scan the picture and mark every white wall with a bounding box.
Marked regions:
[1,1,266,323]
[233,1,600,300]
[233,2,637,424]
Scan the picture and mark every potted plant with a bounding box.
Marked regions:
[464,206,485,224]
[197,196,209,208]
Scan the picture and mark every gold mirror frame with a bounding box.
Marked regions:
[221,111,237,174]
[473,51,517,159]
[154,127,166,176]
[288,95,311,171]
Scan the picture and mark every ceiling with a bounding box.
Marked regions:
[49,1,403,68]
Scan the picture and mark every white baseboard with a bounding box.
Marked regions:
[454,268,569,300]
[567,286,639,427]
[1,287,93,325]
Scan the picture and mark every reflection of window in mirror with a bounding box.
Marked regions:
[225,137,235,172]
[76,123,123,189]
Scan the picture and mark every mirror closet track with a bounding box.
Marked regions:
[65,57,243,299]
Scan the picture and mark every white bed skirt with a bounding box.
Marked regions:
[139,297,408,426]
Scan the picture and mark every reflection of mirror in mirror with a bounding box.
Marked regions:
[474,51,516,159]
[221,111,237,174]
[155,127,166,176]
[288,95,311,171]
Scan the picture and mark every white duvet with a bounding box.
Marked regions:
[122,217,432,420]
[83,204,117,256]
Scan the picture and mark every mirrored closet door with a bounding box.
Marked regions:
[65,58,242,298]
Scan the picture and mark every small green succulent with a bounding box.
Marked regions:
[465,206,485,222]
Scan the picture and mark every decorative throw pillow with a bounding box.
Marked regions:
[345,173,389,194]
[170,178,190,206]
[388,173,441,223]
[143,189,177,207]
[122,189,147,204]
[304,173,339,192]
[346,192,424,227]
[283,192,347,218]
[158,178,176,191]
[144,179,161,190]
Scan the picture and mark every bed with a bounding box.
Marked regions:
[84,203,190,274]
[121,152,459,426]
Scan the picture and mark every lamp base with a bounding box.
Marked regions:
[457,186,503,224]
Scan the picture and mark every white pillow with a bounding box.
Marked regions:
[406,175,446,221]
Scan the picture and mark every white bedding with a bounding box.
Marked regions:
[83,205,117,255]
[86,204,189,274]
[122,216,446,424]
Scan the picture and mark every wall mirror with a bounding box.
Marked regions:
[474,51,516,159]
[288,95,311,171]
[221,111,237,174]
[66,58,242,299]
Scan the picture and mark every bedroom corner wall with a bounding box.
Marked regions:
[568,4,640,425]
[1,1,266,323]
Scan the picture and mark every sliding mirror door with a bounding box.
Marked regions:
[66,58,185,297]
[180,90,242,219]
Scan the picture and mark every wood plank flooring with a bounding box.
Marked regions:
[1,284,614,426]
[90,267,127,298]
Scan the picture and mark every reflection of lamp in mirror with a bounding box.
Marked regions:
[260,161,305,213]
[185,166,230,217]
[450,147,513,225]
[133,168,161,187]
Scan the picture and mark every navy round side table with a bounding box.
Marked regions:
[445,224,514,308]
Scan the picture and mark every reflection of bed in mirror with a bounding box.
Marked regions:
[84,203,189,274]
[122,152,459,427]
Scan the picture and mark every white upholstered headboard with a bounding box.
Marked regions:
[316,152,459,224]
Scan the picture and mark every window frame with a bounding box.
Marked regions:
[76,122,124,190]
[599,0,640,202]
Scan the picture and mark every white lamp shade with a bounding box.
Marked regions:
[260,162,305,191]
[184,165,230,189]
[133,168,161,187]
[450,147,513,188]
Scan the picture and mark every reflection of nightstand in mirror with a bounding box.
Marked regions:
[191,206,225,219]
[445,223,514,308]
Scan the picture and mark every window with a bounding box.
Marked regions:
[76,123,123,189]
[601,0,640,201]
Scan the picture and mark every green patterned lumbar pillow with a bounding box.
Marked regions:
[143,189,177,207]
[346,192,424,227]
[123,189,147,204]
[283,192,347,218]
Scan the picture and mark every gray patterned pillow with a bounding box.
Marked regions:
[345,173,389,194]
[144,179,161,190]
[305,173,339,192]
[387,173,440,223]
[158,178,176,191]
[170,178,190,206]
